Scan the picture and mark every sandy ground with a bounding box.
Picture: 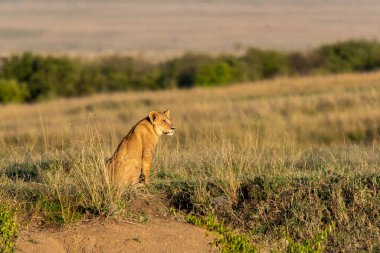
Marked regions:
[16,218,215,253]
[1,0,380,56]
[15,195,215,253]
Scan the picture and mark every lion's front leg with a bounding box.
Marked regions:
[142,153,153,184]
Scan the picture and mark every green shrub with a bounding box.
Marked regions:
[0,52,35,83]
[0,53,81,101]
[195,61,233,86]
[28,56,81,100]
[0,79,28,104]
[98,56,134,91]
[241,48,289,80]
[288,52,322,75]
[159,54,214,88]
[76,63,104,95]
[0,205,19,253]
[316,40,380,73]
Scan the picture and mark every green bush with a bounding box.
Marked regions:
[0,52,35,83]
[98,56,134,91]
[241,48,289,80]
[195,61,233,86]
[159,54,214,88]
[0,205,19,253]
[316,40,380,73]
[0,79,29,104]
[288,52,322,75]
[76,63,104,95]
[29,56,81,99]
[0,53,81,101]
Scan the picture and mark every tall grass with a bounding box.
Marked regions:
[1,71,380,251]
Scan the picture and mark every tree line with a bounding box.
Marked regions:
[1,40,380,104]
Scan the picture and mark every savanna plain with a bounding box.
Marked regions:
[1,72,380,252]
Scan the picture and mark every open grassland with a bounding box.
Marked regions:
[1,72,380,252]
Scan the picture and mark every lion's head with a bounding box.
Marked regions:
[148,110,176,136]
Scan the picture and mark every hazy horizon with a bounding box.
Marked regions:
[1,0,380,55]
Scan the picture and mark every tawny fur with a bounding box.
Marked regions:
[106,110,175,187]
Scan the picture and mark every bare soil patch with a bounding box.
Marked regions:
[16,218,214,253]
[15,193,214,253]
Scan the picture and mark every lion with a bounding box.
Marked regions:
[106,110,175,187]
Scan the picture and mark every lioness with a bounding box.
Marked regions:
[107,110,175,187]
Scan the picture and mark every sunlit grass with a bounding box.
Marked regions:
[1,71,380,251]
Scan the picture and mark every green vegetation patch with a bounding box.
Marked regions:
[165,175,380,252]
[0,205,19,253]
[186,214,257,253]
[2,40,380,104]
[0,79,29,104]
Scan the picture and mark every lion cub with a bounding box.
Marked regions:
[107,110,175,187]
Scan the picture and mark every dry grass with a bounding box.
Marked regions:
[1,71,380,251]
[2,71,380,149]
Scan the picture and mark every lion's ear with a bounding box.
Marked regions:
[163,109,170,117]
[149,111,159,123]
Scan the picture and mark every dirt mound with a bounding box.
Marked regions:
[16,193,215,253]
[16,218,214,253]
